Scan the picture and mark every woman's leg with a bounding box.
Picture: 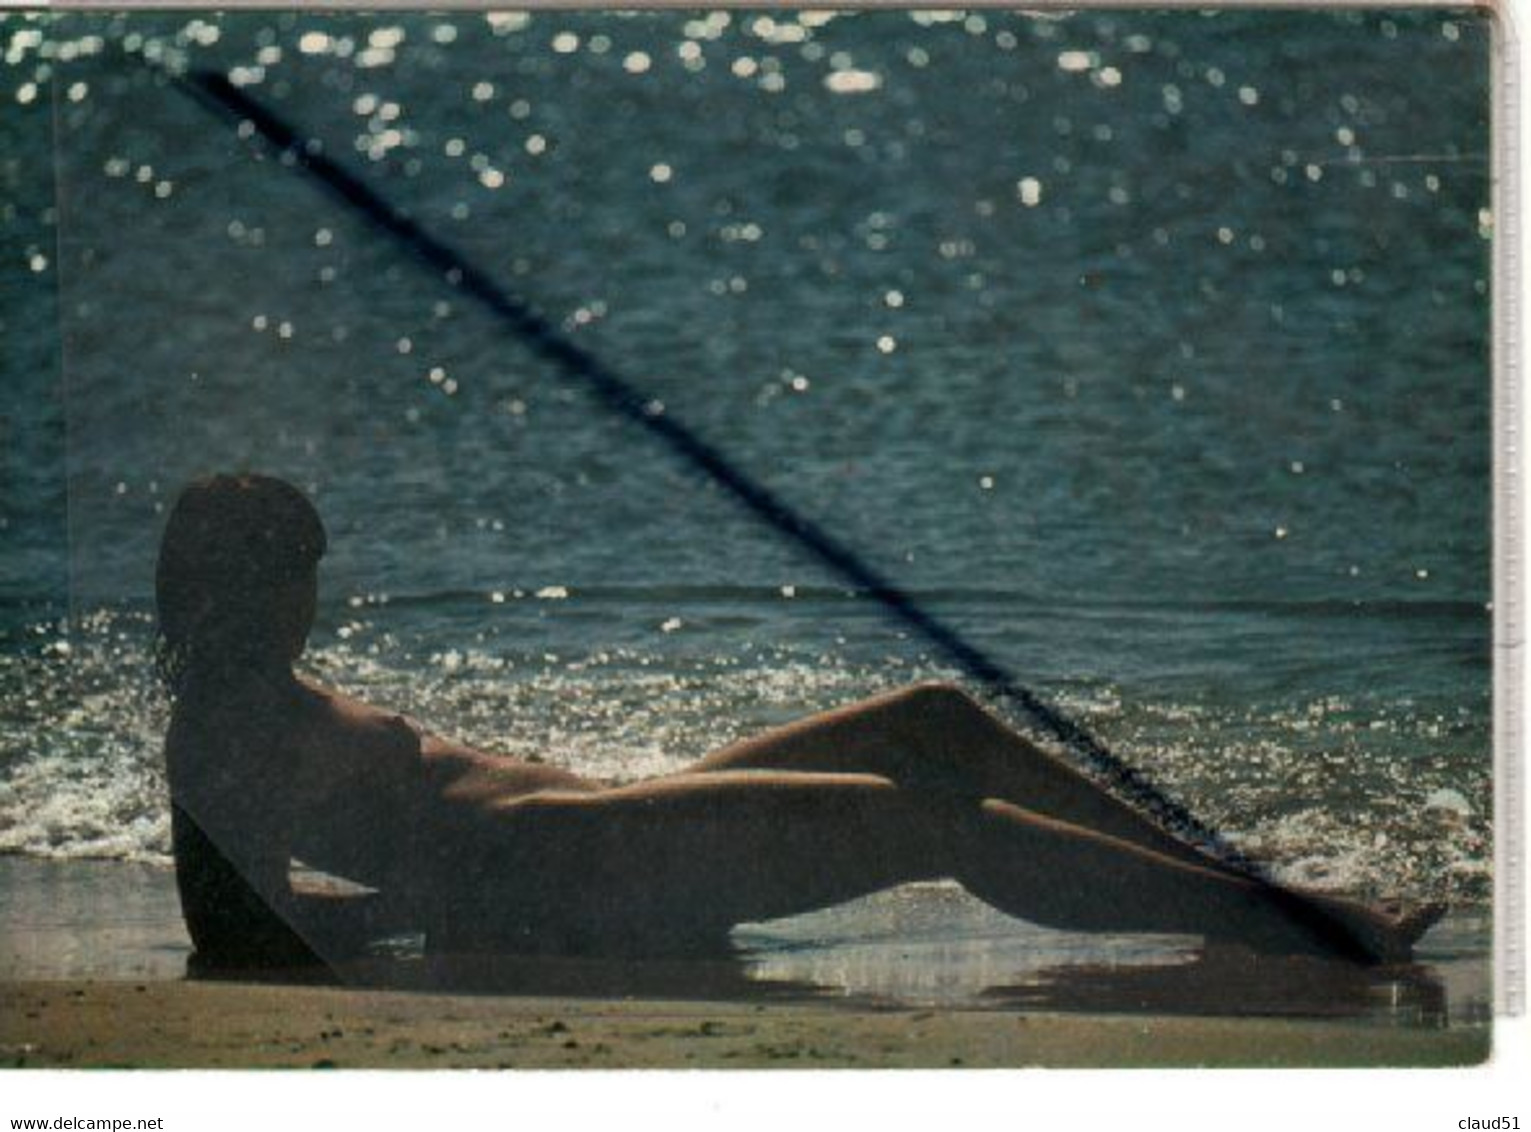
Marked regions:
[688,682,1228,874]
[960,798,1433,963]
[446,771,1425,961]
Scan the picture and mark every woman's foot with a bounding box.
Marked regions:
[1284,891,1447,964]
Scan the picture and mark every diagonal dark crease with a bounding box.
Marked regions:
[163,65,1265,881]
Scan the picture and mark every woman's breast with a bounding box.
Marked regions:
[284,709,428,888]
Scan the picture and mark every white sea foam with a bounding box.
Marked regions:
[0,606,1493,905]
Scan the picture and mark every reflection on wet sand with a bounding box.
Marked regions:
[3,858,1488,1028]
[186,937,1466,1035]
[186,911,1484,1034]
[983,946,1451,1026]
[196,945,827,1006]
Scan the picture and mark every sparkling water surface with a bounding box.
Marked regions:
[0,8,1495,992]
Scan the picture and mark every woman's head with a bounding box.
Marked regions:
[156,474,327,695]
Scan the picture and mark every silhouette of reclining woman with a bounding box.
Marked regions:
[158,474,1439,971]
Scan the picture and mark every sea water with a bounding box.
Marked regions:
[0,9,1494,1011]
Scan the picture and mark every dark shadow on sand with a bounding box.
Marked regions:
[187,944,830,1004]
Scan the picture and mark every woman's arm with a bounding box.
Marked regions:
[283,692,427,887]
[282,882,415,955]
[173,801,413,967]
[170,803,323,967]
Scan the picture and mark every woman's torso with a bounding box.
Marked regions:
[166,673,595,903]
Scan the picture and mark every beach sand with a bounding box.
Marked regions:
[0,978,1490,1070]
[0,858,1493,1070]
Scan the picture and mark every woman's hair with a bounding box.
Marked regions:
[155,474,327,697]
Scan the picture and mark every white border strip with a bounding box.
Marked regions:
[1499,0,1528,1018]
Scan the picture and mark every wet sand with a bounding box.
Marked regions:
[0,857,1494,1069]
[0,978,1491,1069]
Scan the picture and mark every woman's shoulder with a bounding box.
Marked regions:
[292,677,425,766]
